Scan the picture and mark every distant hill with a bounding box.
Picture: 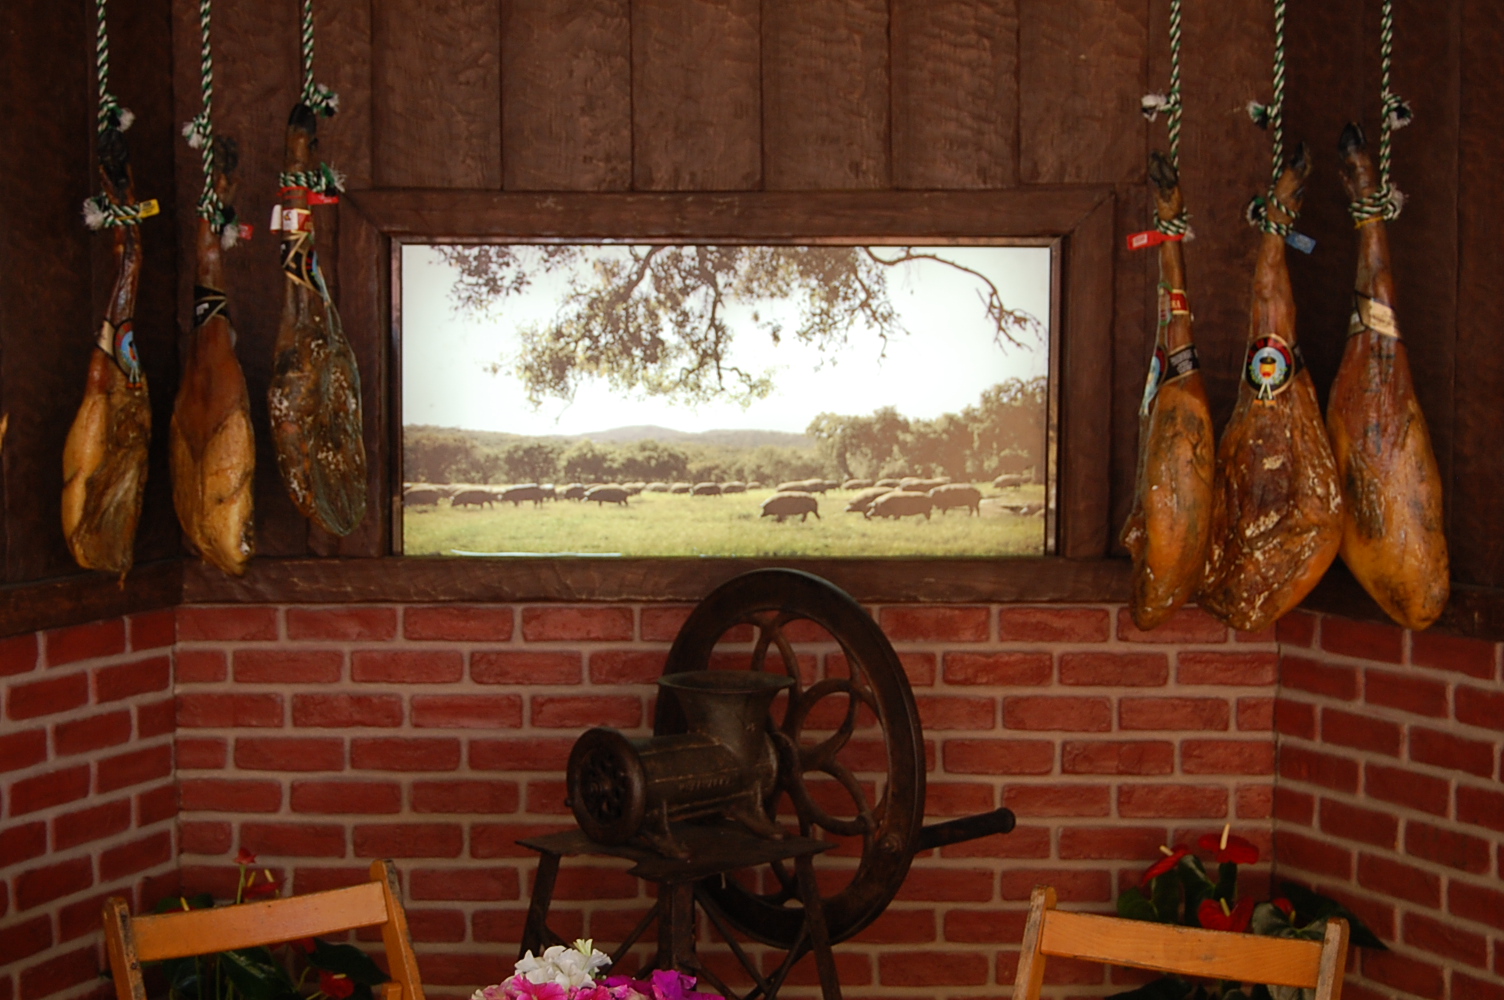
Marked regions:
[405,423,813,449]
[577,425,813,449]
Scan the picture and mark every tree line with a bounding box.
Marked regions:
[405,377,1045,486]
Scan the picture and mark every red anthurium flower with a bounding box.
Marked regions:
[295,938,317,954]
[1271,898,1294,917]
[234,848,258,867]
[1196,829,1260,865]
[1197,897,1256,933]
[1140,845,1190,886]
[319,971,356,1000]
[243,875,280,900]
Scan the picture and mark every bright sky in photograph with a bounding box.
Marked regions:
[401,243,1052,438]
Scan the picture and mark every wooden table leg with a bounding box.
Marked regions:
[521,852,562,961]
[653,881,699,974]
[794,855,842,1000]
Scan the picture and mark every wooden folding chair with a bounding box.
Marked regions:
[103,860,424,1000]
[1013,886,1348,1000]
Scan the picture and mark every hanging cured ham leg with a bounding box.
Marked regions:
[1121,153,1215,629]
[268,104,366,537]
[1199,145,1343,632]
[1325,123,1448,629]
[170,143,255,576]
[62,128,151,578]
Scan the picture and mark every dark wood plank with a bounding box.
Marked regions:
[1453,0,1504,587]
[1018,0,1147,186]
[373,0,501,188]
[112,0,183,569]
[631,0,761,191]
[1282,0,1364,415]
[183,555,1131,606]
[333,200,390,557]
[316,0,373,191]
[1108,182,1152,553]
[1059,193,1116,557]
[0,560,181,641]
[501,0,632,191]
[1376,0,1459,496]
[351,187,1111,240]
[762,0,889,190]
[0,0,95,581]
[890,0,1019,190]
[1302,563,1504,644]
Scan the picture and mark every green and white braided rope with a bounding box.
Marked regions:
[83,0,145,230]
[183,0,237,237]
[94,0,131,133]
[300,0,339,116]
[1140,0,1190,236]
[1350,0,1411,224]
[1246,0,1294,235]
[278,163,346,197]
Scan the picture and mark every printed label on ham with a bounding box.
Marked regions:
[1325,123,1449,629]
[1121,153,1216,630]
[170,144,256,576]
[62,128,151,579]
[267,103,367,538]
[1199,146,1344,633]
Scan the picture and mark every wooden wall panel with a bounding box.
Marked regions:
[501,0,632,191]
[762,0,889,190]
[1018,0,1147,186]
[1379,0,1460,510]
[1060,195,1117,558]
[373,0,501,189]
[316,0,374,192]
[1282,0,1364,415]
[1454,0,1504,588]
[0,0,98,581]
[632,0,761,191]
[890,0,1019,190]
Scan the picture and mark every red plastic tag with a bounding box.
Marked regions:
[237,223,254,241]
[1168,290,1189,315]
[309,192,340,205]
[1127,229,1184,251]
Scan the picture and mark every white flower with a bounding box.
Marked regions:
[511,942,612,990]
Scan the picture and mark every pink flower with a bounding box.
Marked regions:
[645,970,698,1000]
[508,979,566,1000]
[1139,846,1190,886]
[1196,831,1259,865]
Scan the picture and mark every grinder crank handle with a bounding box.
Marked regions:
[915,807,1017,853]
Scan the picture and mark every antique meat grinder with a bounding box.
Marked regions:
[517,569,1016,1000]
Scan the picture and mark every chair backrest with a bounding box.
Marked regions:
[1013,886,1348,1000]
[103,860,424,1000]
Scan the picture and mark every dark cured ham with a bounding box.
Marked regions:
[170,148,255,575]
[268,104,366,537]
[62,128,150,578]
[1121,153,1215,630]
[1199,146,1344,633]
[1326,123,1448,629]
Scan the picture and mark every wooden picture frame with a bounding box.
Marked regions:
[182,187,1126,607]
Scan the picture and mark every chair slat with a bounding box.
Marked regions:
[131,881,390,961]
[1038,910,1325,989]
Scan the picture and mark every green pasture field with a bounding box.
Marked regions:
[402,485,1048,558]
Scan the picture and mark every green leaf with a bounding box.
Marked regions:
[219,948,298,1000]
[1151,871,1183,923]
[1276,882,1387,950]
[156,892,215,915]
[1214,861,1239,902]
[1117,886,1159,922]
[309,941,389,987]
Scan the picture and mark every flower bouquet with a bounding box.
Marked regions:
[474,941,711,1000]
[151,850,390,1000]
[1109,827,1384,1000]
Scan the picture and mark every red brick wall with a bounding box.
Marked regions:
[1272,611,1504,1000]
[0,611,179,1000]
[171,601,1278,1000]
